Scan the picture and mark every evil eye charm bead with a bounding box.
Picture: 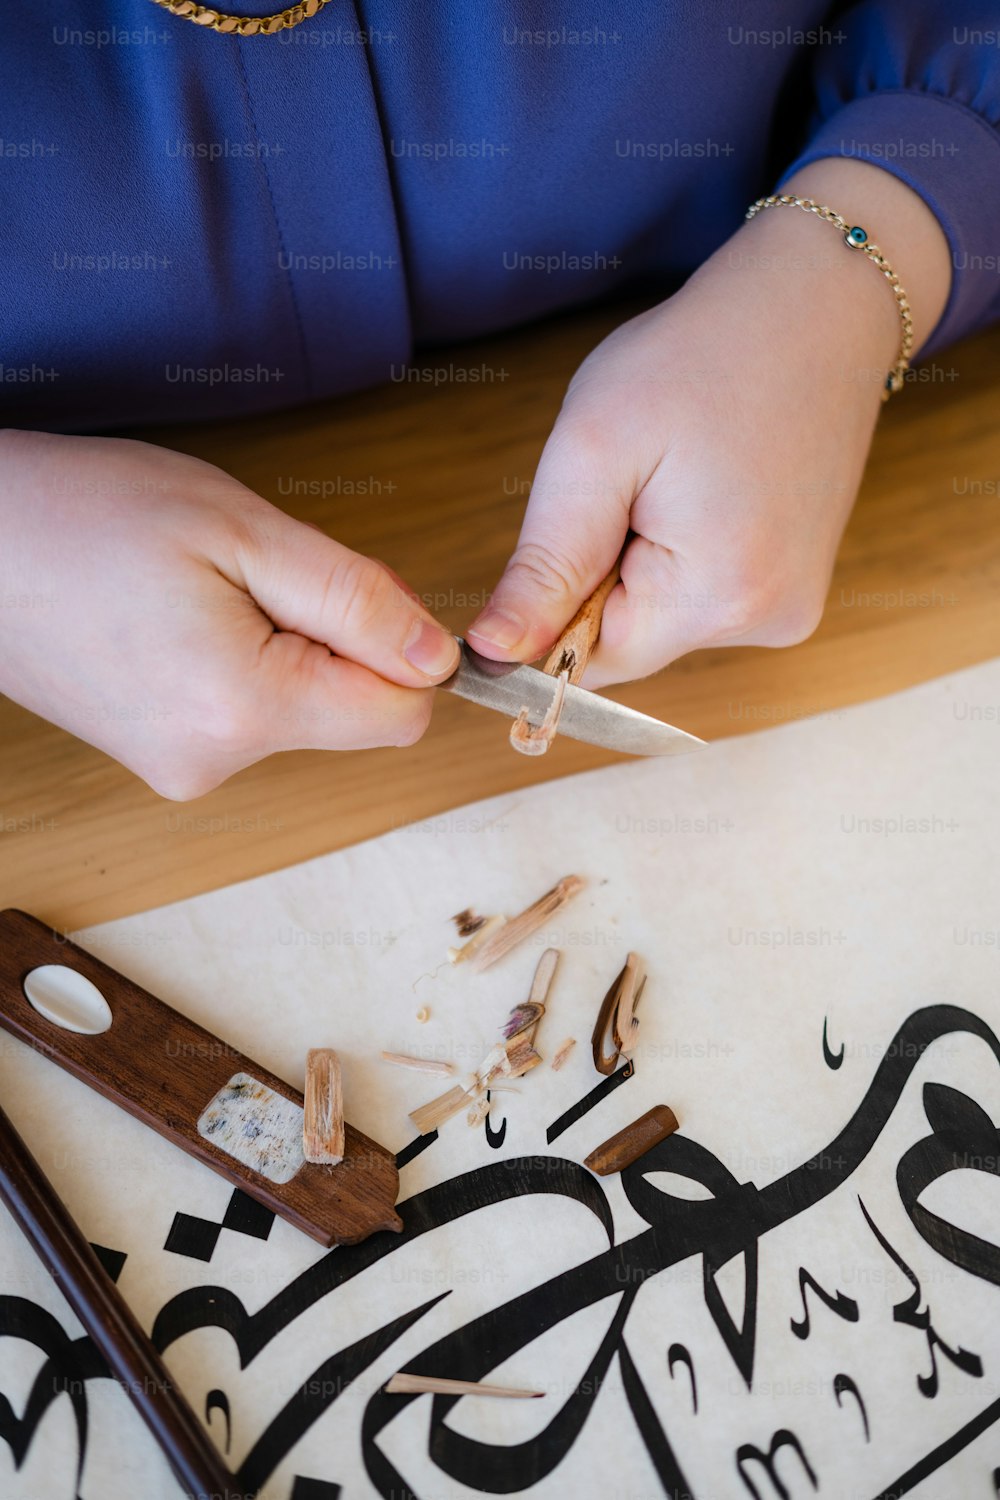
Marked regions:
[845,225,869,248]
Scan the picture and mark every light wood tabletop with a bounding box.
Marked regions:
[2,297,998,933]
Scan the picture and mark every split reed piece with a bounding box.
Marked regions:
[385,1372,543,1399]
[503,946,560,1042]
[592,952,646,1075]
[470,877,586,971]
[408,1084,472,1135]
[409,1027,543,1136]
[503,1035,543,1078]
[584,1104,679,1176]
[303,1048,345,1165]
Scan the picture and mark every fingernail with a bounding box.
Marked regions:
[467,607,525,652]
[404,619,460,678]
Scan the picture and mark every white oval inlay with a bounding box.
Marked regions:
[23,965,113,1035]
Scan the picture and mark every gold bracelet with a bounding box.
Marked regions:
[745,194,914,400]
[147,0,332,35]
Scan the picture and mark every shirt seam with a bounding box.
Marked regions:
[234,43,314,398]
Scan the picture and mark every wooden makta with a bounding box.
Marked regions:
[0,909,401,1246]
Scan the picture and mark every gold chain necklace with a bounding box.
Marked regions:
[148,0,333,35]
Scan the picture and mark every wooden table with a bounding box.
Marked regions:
[2,299,998,932]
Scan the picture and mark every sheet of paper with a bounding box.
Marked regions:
[2,659,1000,1500]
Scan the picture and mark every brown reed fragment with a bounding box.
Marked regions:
[584,1104,679,1176]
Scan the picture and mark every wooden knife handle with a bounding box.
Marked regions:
[540,559,621,684]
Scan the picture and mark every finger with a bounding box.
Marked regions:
[467,419,634,663]
[240,512,459,688]
[370,557,423,605]
[255,631,435,751]
[580,535,724,687]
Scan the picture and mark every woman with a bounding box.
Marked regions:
[1,1,996,797]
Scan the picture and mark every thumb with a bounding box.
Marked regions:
[239,509,459,688]
[468,425,632,662]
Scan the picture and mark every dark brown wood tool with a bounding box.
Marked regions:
[0,908,401,1246]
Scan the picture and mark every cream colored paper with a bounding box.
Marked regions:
[2,659,1000,1499]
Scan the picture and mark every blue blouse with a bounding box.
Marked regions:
[3,1,999,429]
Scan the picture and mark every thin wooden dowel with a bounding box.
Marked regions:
[0,1102,240,1500]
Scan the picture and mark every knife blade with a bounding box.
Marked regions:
[441,640,705,758]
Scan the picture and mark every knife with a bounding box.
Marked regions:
[442,562,705,758]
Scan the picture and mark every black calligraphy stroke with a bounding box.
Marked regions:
[823,1016,845,1071]
[871,1392,1000,1499]
[0,1297,97,1491]
[736,1428,818,1499]
[790,1267,859,1340]
[898,1080,1000,1286]
[484,1091,506,1150]
[354,1005,1000,1497]
[859,1198,983,1397]
[205,1388,232,1454]
[834,1373,870,1443]
[667,1343,697,1415]
[546,1057,635,1143]
[3,1003,1000,1499]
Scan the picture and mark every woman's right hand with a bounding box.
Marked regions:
[0,429,459,799]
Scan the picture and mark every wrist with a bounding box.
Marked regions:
[776,158,951,357]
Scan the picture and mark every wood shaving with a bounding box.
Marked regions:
[509,668,569,757]
[385,1372,543,1400]
[550,1037,576,1072]
[466,1095,491,1128]
[408,1084,473,1135]
[448,913,507,965]
[592,951,646,1074]
[451,908,488,938]
[381,1052,454,1076]
[527,948,560,1005]
[470,877,585,972]
[504,1035,543,1078]
[613,954,647,1056]
[502,1001,545,1041]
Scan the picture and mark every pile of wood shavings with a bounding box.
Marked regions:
[408,876,586,1135]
